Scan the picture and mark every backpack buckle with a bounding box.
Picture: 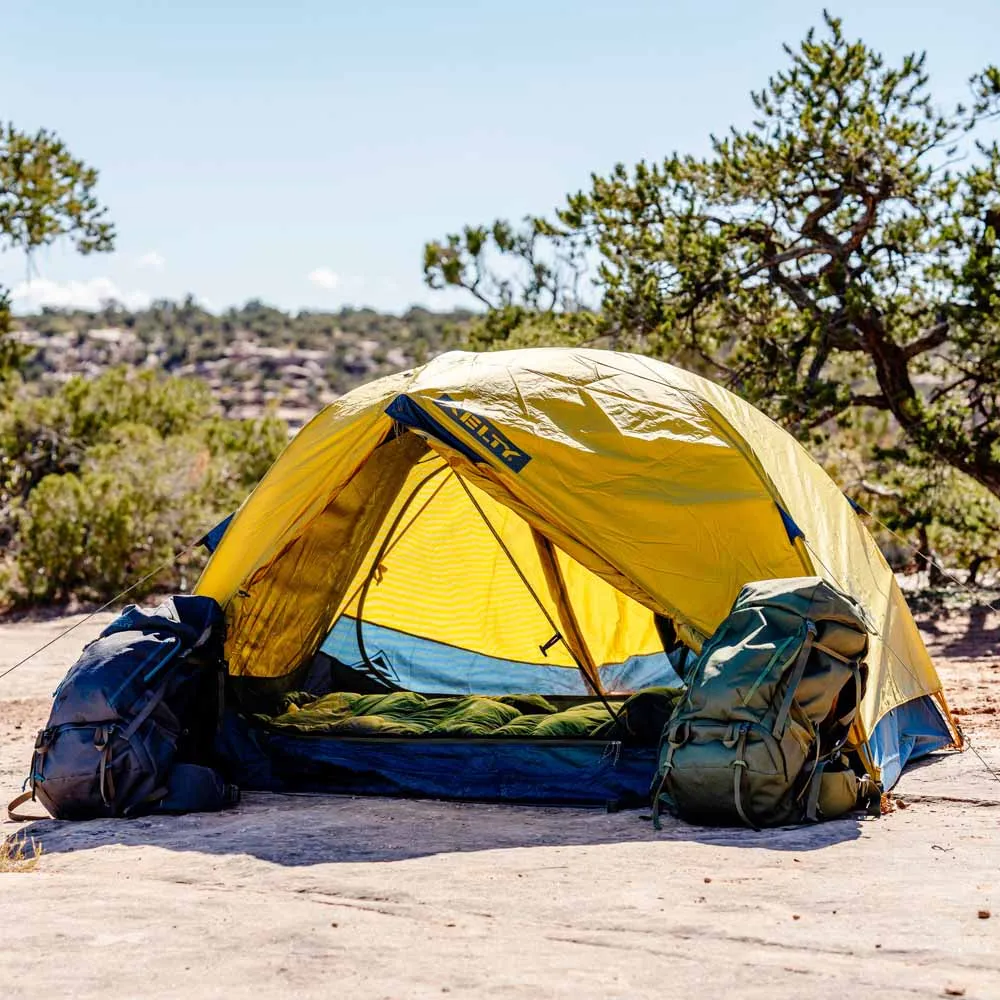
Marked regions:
[722,721,747,749]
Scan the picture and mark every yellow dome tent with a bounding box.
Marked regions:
[197,348,958,795]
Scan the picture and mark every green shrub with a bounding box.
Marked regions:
[0,368,215,504]
[1,370,286,606]
[15,473,88,600]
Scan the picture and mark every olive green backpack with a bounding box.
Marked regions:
[652,577,881,829]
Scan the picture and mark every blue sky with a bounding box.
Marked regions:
[3,1,998,315]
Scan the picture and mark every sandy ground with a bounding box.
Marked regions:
[1,605,998,999]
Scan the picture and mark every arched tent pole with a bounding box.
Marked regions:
[451,472,623,724]
[353,462,451,688]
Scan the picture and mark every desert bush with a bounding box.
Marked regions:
[0,835,42,873]
[1,370,286,606]
[0,368,216,518]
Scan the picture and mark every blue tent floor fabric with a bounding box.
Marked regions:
[214,691,951,807]
[215,709,659,807]
[868,695,954,789]
[213,685,683,807]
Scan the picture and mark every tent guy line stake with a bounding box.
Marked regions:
[0,537,203,686]
[967,739,1000,787]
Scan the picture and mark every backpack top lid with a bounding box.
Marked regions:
[730,576,875,636]
[99,595,225,650]
[682,575,871,734]
[49,595,225,726]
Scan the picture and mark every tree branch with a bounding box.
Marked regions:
[851,393,890,408]
[860,479,903,499]
[903,321,950,359]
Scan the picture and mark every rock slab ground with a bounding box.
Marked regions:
[1,606,997,999]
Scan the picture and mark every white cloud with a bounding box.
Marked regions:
[307,266,341,290]
[10,277,152,313]
[137,250,166,272]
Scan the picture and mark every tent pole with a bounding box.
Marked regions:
[453,473,623,724]
[353,463,450,687]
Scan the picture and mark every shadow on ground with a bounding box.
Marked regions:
[914,598,1000,659]
[8,789,868,866]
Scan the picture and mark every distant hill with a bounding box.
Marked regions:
[13,299,474,429]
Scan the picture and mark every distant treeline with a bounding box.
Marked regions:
[16,298,474,397]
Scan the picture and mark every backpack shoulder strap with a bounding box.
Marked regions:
[122,679,170,741]
[7,790,49,822]
[772,619,817,735]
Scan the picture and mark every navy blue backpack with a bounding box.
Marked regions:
[8,595,239,821]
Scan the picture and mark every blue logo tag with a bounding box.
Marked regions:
[432,395,532,472]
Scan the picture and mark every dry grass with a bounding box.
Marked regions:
[0,835,43,873]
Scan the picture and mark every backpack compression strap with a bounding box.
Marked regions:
[731,724,760,831]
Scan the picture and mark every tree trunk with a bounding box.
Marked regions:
[859,314,1000,500]
[917,524,947,587]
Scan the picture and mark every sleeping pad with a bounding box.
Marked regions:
[255,687,683,745]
